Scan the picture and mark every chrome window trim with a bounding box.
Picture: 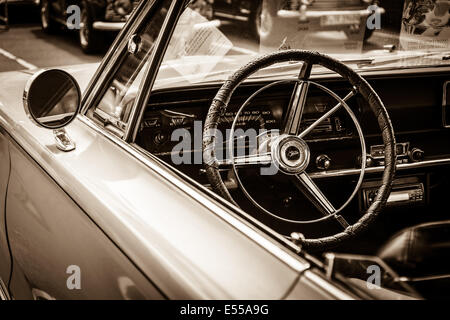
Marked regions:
[81,0,186,141]
[0,278,10,300]
[444,80,450,128]
[302,271,356,300]
[126,0,186,142]
[80,0,157,118]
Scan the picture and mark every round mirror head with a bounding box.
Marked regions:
[23,69,81,129]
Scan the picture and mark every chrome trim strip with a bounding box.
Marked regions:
[92,21,125,31]
[399,274,450,282]
[0,278,10,300]
[77,114,310,274]
[302,270,355,300]
[23,69,49,127]
[126,0,183,142]
[214,12,248,22]
[80,0,157,115]
[309,157,450,179]
[444,80,449,128]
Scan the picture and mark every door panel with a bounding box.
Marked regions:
[5,139,164,300]
[0,128,11,289]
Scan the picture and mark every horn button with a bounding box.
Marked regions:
[272,135,310,175]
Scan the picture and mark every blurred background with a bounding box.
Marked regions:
[0,0,407,73]
[0,1,104,73]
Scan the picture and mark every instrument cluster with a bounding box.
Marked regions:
[139,91,359,157]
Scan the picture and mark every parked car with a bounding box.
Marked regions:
[40,0,139,53]
[1,0,450,300]
[198,0,384,41]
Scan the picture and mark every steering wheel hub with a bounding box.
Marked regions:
[272,135,310,175]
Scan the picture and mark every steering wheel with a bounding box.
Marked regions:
[202,50,396,251]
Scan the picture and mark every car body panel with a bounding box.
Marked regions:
[5,136,164,299]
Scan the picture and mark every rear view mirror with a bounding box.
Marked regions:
[23,69,82,151]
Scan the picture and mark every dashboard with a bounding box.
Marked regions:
[139,69,450,167]
[139,81,358,158]
[136,68,450,232]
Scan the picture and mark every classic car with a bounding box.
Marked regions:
[194,0,384,41]
[0,0,449,300]
[40,0,140,53]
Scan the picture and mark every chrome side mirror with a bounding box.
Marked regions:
[23,69,81,152]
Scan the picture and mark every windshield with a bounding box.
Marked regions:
[154,0,450,88]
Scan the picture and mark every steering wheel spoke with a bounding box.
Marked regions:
[293,173,336,216]
[233,152,273,167]
[293,173,350,229]
[218,152,273,167]
[299,88,356,139]
[282,81,309,135]
[282,61,314,135]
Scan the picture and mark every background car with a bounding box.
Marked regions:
[197,0,383,41]
[40,0,140,53]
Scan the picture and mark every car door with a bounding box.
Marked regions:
[5,137,164,299]
[3,0,171,300]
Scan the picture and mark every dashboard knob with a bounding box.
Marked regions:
[316,154,331,170]
[357,155,374,167]
[409,148,424,162]
[366,155,374,167]
[154,132,167,145]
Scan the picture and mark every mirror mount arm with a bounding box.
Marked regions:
[53,128,76,152]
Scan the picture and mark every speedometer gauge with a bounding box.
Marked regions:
[219,108,278,131]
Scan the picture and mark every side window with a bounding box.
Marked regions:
[87,0,170,137]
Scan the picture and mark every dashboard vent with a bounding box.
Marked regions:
[444,81,450,128]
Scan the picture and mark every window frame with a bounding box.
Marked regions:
[127,0,189,143]
[81,0,184,141]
